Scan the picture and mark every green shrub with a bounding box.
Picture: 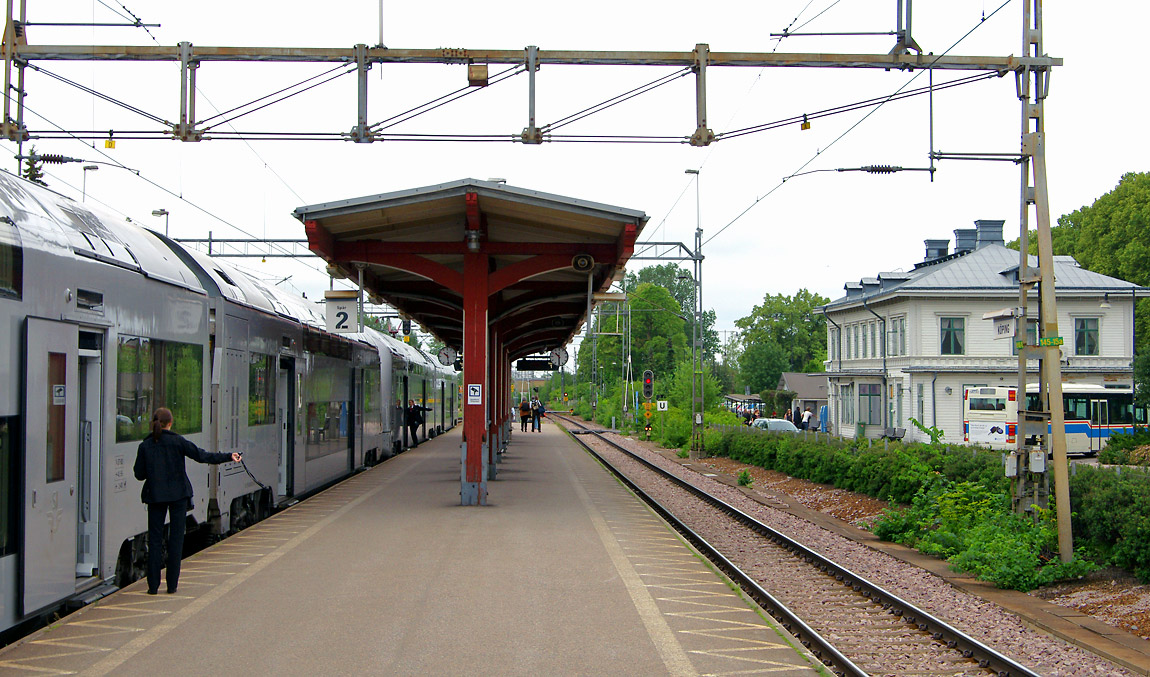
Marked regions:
[707,423,1147,586]
[873,478,1098,590]
[1070,465,1150,582]
[1105,427,1150,452]
[737,469,753,487]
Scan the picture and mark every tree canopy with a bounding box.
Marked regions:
[1007,172,1150,403]
[1009,172,1150,286]
[627,263,721,360]
[734,289,830,392]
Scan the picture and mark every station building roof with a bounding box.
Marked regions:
[293,179,647,359]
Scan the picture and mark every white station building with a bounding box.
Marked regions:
[819,219,1145,444]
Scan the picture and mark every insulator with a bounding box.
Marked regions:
[864,164,901,174]
[38,154,73,164]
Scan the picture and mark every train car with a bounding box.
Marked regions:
[0,170,456,639]
[0,170,218,633]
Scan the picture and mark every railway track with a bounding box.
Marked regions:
[551,414,1039,677]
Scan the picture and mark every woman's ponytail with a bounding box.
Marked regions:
[151,407,173,441]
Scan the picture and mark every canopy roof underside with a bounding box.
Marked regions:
[294,179,648,360]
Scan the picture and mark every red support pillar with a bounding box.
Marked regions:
[461,251,489,505]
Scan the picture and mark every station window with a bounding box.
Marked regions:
[0,218,21,300]
[1075,318,1099,356]
[0,416,15,556]
[116,336,203,442]
[248,353,275,426]
[841,384,854,424]
[940,317,965,355]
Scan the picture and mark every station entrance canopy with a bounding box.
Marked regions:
[294,179,647,504]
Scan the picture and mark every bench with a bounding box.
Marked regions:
[882,427,906,440]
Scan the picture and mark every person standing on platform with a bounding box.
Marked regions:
[519,398,531,432]
[133,407,240,595]
[406,399,432,447]
[530,397,542,432]
[801,407,814,431]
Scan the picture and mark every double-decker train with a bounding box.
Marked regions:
[0,170,457,637]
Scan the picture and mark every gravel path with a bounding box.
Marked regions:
[558,420,1136,676]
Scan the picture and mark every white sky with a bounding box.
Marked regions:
[12,1,1150,349]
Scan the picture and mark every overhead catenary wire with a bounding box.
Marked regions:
[716,71,1000,142]
[369,65,524,132]
[646,0,862,248]
[542,68,692,133]
[703,0,1014,248]
[12,102,319,269]
[201,66,358,131]
[198,63,356,127]
[21,62,172,126]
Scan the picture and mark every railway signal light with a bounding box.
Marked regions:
[642,370,654,399]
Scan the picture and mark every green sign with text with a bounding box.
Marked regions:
[1016,336,1064,350]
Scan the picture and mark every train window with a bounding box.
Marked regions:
[364,367,380,422]
[77,289,104,313]
[0,416,16,556]
[214,268,238,287]
[47,352,67,482]
[300,355,351,460]
[0,217,21,299]
[248,353,275,426]
[116,337,204,441]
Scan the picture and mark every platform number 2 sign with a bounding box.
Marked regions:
[325,299,359,334]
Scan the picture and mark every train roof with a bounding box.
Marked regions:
[0,170,205,292]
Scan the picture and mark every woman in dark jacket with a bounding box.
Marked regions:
[133,407,240,595]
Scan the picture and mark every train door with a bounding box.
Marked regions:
[401,376,410,448]
[440,382,445,432]
[21,318,78,614]
[421,380,428,440]
[76,331,103,580]
[349,367,360,472]
[1089,399,1107,454]
[277,357,295,498]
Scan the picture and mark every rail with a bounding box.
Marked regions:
[552,412,1040,677]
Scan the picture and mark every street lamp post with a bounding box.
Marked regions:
[151,209,170,237]
[684,168,704,458]
[81,165,98,202]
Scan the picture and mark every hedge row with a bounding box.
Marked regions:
[709,427,1006,504]
[708,427,1150,588]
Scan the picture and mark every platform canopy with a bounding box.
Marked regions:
[294,179,648,359]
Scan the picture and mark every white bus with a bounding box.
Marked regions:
[963,384,1147,455]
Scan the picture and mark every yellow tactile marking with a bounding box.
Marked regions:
[570,451,819,677]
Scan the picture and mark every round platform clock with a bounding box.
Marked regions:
[437,346,458,366]
[549,348,569,367]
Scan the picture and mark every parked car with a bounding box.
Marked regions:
[752,418,800,433]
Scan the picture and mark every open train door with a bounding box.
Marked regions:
[21,318,79,615]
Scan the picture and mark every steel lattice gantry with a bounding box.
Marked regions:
[294,179,646,505]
